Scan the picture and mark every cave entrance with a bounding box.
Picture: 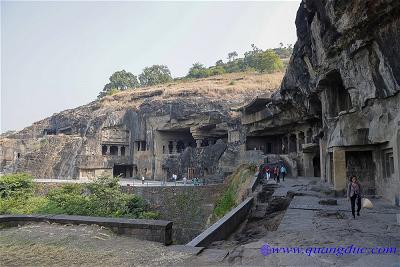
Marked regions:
[246,135,282,154]
[289,134,297,153]
[113,164,133,178]
[320,70,352,117]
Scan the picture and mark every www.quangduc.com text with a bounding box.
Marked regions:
[260,244,398,257]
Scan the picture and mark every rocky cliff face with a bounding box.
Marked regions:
[0,73,282,179]
[276,0,399,145]
[264,0,400,204]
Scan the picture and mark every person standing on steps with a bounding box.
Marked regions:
[347,175,362,219]
[264,165,270,181]
[273,166,278,181]
[280,165,287,181]
[275,166,280,183]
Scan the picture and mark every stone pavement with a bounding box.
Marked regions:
[182,177,400,266]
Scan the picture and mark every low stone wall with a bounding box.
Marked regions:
[0,214,172,245]
[186,197,254,247]
[186,170,259,247]
[124,185,224,244]
[34,183,224,244]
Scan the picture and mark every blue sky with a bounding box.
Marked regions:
[1,1,300,133]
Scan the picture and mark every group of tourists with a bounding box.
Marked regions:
[261,164,287,183]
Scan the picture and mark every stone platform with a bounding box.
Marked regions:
[183,177,400,266]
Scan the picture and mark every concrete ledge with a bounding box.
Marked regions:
[0,214,172,245]
[186,197,253,247]
[250,172,260,193]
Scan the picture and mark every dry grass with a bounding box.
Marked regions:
[99,71,284,109]
[0,223,190,267]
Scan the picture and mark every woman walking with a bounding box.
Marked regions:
[347,175,362,219]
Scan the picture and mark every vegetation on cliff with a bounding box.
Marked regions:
[212,164,256,221]
[0,173,158,219]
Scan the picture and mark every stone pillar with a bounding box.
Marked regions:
[333,147,347,192]
[294,134,298,153]
[172,141,177,153]
[118,146,121,156]
[303,153,314,177]
[106,146,110,155]
[286,134,291,154]
[196,139,202,148]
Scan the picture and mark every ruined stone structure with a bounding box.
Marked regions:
[1,0,399,206]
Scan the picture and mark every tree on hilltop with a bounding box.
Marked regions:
[98,70,139,99]
[139,65,172,86]
[227,51,238,62]
[187,63,210,78]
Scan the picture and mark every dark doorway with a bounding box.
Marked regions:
[313,155,321,177]
[345,151,375,195]
[110,146,118,155]
[177,140,185,153]
[102,145,108,155]
[113,165,133,178]
[289,134,297,153]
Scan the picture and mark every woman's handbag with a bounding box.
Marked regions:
[362,198,373,209]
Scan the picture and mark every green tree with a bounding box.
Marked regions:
[227,51,238,62]
[273,43,294,59]
[243,44,263,70]
[98,70,139,99]
[209,66,226,76]
[215,59,224,66]
[187,63,210,78]
[138,65,172,86]
[253,50,284,73]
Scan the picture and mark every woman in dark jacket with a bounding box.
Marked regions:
[347,175,362,219]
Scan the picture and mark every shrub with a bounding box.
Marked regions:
[41,184,90,215]
[0,196,48,215]
[0,174,157,219]
[0,173,34,199]
[40,175,153,218]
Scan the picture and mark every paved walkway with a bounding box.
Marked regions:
[184,177,400,266]
[34,178,199,187]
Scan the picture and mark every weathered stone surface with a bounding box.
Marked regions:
[241,0,400,205]
[318,199,338,205]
